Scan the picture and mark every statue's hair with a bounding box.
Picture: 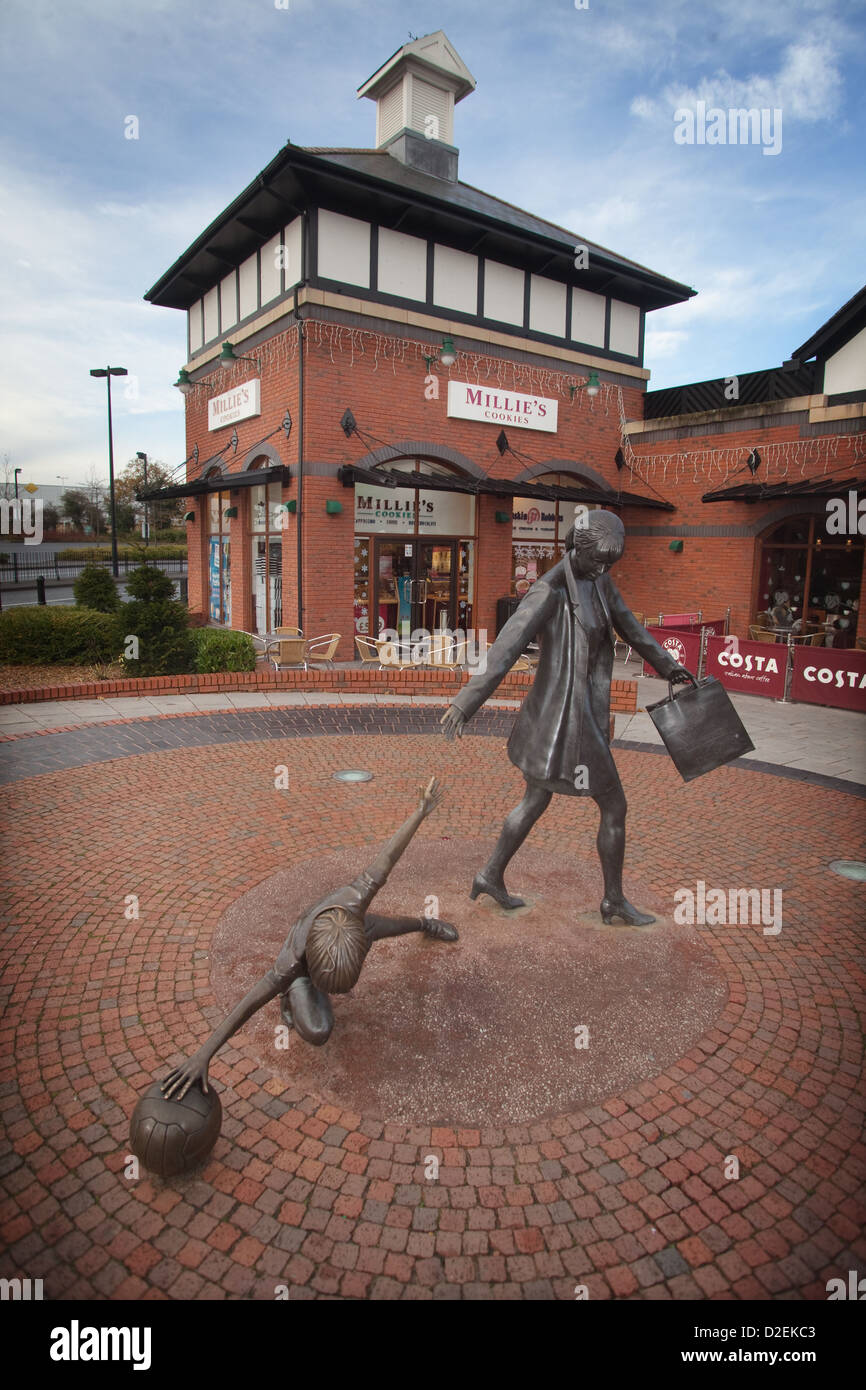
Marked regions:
[565,508,625,560]
[305,905,369,994]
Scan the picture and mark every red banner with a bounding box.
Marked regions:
[790,645,866,712]
[658,613,701,629]
[642,626,702,678]
[699,616,729,637]
[704,634,787,700]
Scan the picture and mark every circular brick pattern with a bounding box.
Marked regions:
[211,843,728,1126]
[0,711,864,1301]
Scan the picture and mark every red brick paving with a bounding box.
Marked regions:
[0,718,864,1300]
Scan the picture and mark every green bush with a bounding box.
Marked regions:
[190,628,256,673]
[73,564,120,613]
[57,544,187,562]
[0,606,122,665]
[120,563,193,677]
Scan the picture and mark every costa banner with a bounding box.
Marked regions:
[704,634,786,700]
[791,645,866,712]
[642,626,702,678]
[699,616,729,637]
[658,613,701,629]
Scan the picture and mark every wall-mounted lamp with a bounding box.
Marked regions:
[494,510,511,524]
[281,500,297,515]
[183,511,195,523]
[325,499,343,515]
[424,336,457,370]
[224,505,238,519]
[569,371,601,400]
[219,341,260,372]
[174,368,198,395]
[669,539,684,553]
[746,449,761,475]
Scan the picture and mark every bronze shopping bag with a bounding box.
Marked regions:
[645,676,755,782]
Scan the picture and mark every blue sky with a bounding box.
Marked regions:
[1,0,863,488]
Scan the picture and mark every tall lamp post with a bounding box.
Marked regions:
[136,451,149,547]
[13,467,22,499]
[89,366,127,577]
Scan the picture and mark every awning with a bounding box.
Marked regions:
[338,464,674,512]
[702,473,866,503]
[137,464,292,505]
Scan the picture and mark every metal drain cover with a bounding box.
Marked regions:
[829,860,866,882]
[333,770,373,784]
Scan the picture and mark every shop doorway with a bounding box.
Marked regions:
[368,538,474,638]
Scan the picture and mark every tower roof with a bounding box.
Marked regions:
[357,30,476,104]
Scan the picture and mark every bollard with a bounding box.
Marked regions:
[36,575,47,604]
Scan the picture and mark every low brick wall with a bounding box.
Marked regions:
[0,666,639,713]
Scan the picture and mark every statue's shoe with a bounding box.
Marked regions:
[470,872,526,911]
[600,896,655,927]
[279,995,294,1030]
[423,918,459,941]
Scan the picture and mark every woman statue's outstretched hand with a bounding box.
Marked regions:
[439,705,465,742]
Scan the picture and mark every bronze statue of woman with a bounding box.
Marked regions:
[441,511,695,925]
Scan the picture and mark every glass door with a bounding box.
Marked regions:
[416,541,455,634]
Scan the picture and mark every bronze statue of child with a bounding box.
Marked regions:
[162,778,456,1101]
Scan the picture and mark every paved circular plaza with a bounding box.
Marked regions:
[0,705,864,1300]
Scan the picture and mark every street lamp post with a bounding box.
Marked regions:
[89,366,127,577]
[136,451,149,547]
[13,467,22,499]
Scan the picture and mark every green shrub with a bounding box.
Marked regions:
[120,563,193,677]
[0,606,122,665]
[57,544,187,562]
[73,563,120,613]
[190,628,257,673]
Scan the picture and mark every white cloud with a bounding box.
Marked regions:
[633,40,844,126]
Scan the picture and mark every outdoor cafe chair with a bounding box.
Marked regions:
[749,625,778,643]
[274,634,308,670]
[426,634,468,668]
[354,635,383,668]
[305,633,340,668]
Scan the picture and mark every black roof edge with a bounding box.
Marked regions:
[792,284,866,362]
[144,142,695,310]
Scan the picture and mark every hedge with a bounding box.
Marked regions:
[57,544,187,562]
[190,627,257,673]
[0,606,121,665]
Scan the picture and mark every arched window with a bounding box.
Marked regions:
[756,514,863,647]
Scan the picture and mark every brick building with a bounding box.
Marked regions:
[623,285,866,647]
[143,31,864,658]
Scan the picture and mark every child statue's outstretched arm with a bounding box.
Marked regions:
[161,965,298,1101]
[362,776,443,887]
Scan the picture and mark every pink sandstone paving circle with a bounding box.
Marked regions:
[211,841,728,1126]
[0,720,863,1301]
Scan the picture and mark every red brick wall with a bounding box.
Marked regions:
[180,315,864,649]
[623,423,866,638]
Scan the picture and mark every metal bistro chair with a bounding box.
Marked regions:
[305,633,340,668]
[353,634,424,670]
[355,635,383,668]
[274,634,308,671]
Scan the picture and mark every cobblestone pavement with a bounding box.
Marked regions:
[0,708,863,1300]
